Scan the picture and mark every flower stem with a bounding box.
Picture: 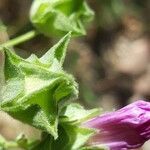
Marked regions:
[0,30,39,49]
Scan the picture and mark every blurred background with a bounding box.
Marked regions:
[0,0,150,149]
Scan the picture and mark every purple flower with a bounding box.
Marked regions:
[84,100,150,150]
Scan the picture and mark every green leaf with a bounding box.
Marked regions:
[60,103,100,124]
[0,33,78,139]
[30,0,94,37]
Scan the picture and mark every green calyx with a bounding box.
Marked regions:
[31,103,100,150]
[30,0,94,37]
[0,32,78,139]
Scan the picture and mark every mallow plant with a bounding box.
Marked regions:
[0,0,150,150]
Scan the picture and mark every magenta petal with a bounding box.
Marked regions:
[84,100,150,150]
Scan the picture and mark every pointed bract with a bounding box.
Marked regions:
[40,32,71,65]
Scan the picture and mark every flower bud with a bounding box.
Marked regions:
[30,0,94,37]
[84,100,150,150]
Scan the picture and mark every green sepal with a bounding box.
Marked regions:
[30,103,100,150]
[32,124,95,150]
[60,103,100,124]
[80,146,109,150]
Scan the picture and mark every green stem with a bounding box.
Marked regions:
[5,141,19,149]
[0,30,39,49]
